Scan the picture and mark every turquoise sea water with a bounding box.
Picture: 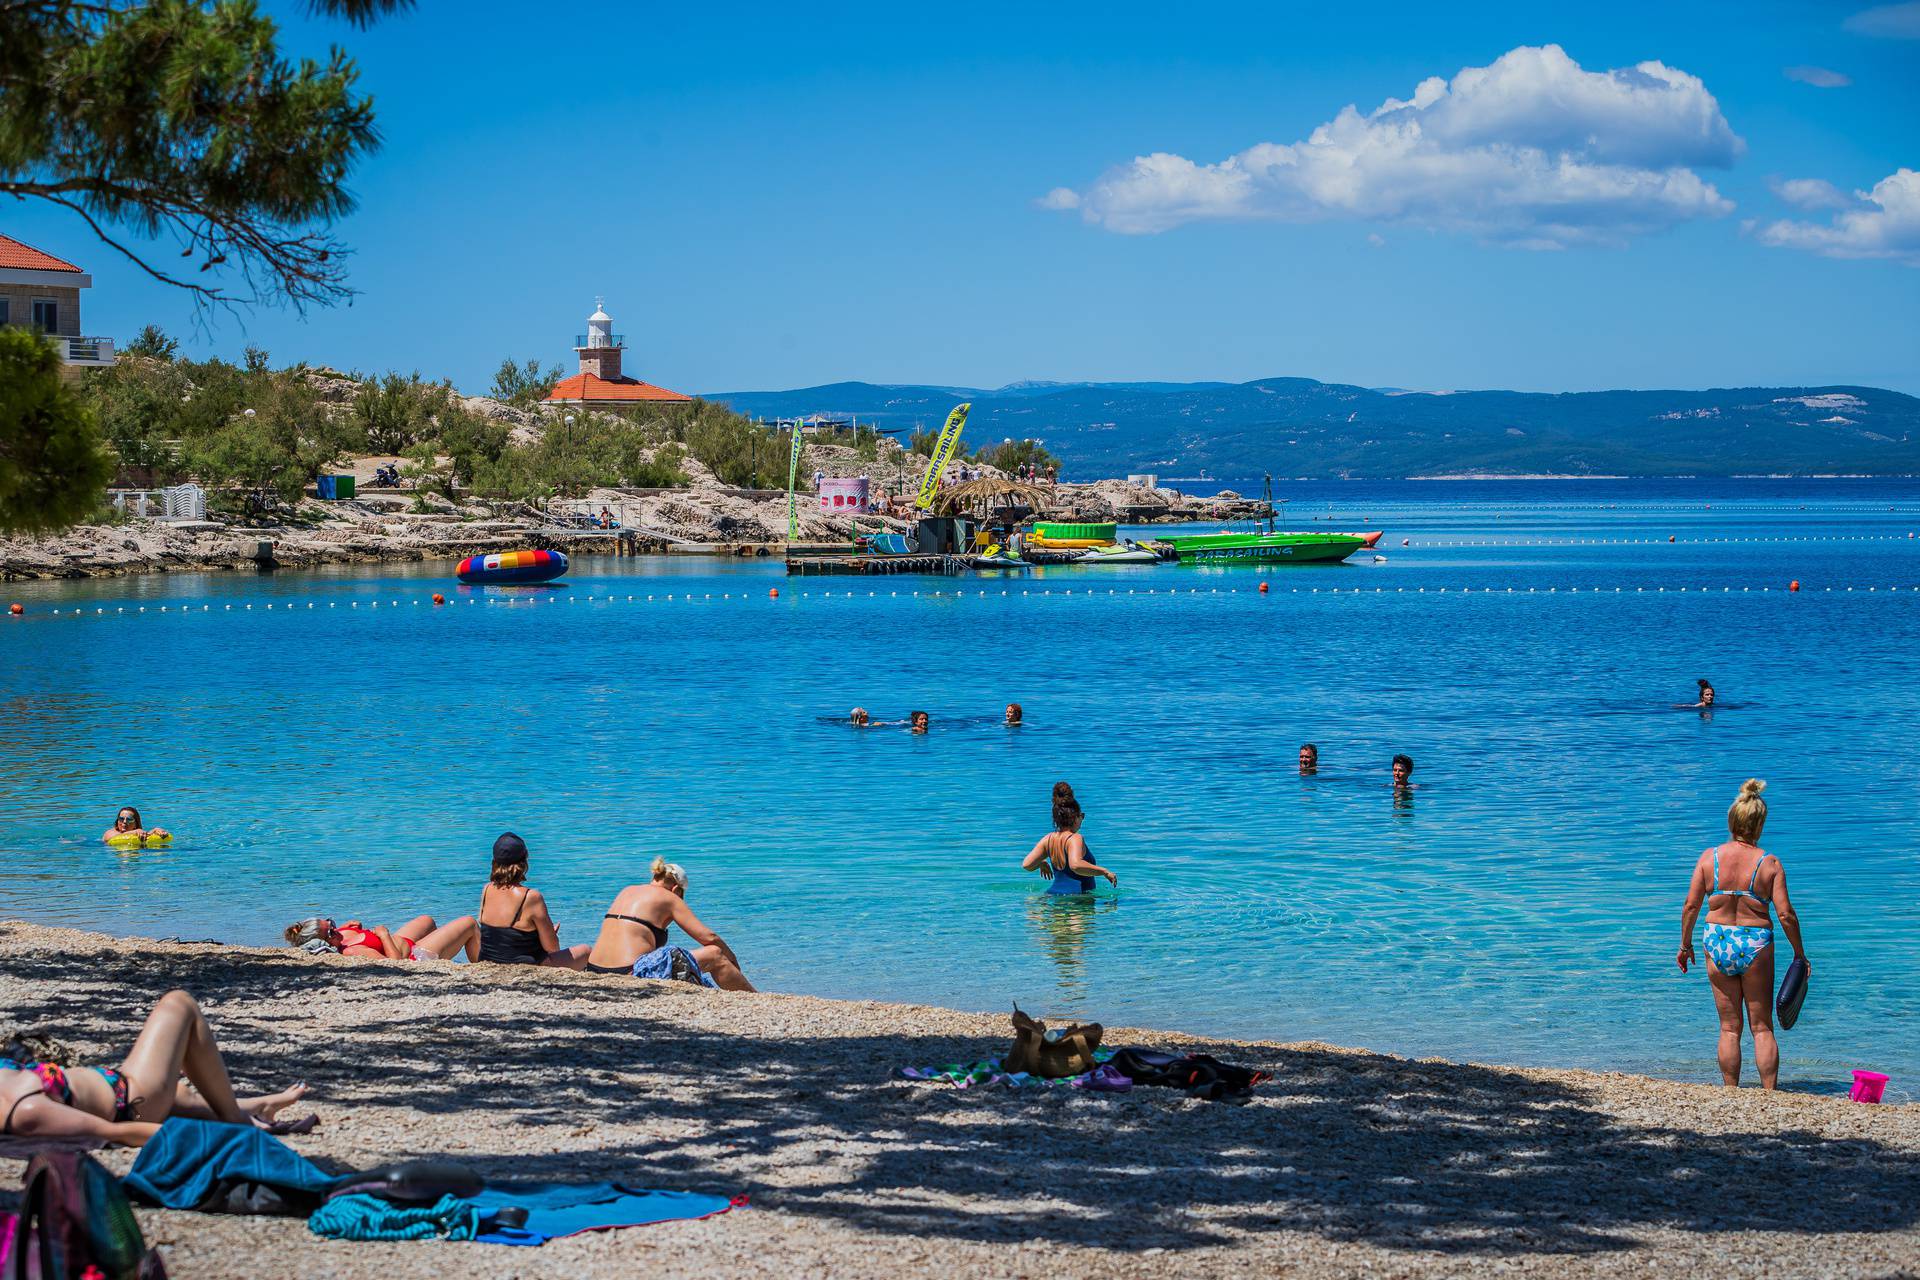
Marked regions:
[3,479,1917,1093]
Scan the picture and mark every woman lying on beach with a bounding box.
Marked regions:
[284,914,476,961]
[1,990,312,1147]
[584,858,755,991]
[1678,778,1808,1089]
[102,805,170,845]
[1022,782,1117,895]
[465,832,589,968]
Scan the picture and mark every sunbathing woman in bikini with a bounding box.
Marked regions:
[463,832,589,968]
[583,858,755,991]
[284,913,475,961]
[1,990,312,1147]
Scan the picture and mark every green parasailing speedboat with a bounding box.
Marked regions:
[1156,529,1383,565]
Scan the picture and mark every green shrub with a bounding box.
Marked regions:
[0,329,115,533]
[352,372,446,454]
[489,357,563,409]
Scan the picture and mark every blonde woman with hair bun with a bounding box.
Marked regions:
[1678,778,1808,1089]
[584,858,754,991]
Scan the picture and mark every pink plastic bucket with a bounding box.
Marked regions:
[1850,1070,1890,1104]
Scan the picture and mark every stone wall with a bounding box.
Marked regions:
[0,283,81,336]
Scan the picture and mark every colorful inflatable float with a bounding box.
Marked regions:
[455,549,569,585]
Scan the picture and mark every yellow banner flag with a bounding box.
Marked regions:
[914,403,970,510]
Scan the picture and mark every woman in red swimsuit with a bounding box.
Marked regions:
[283,913,476,961]
[1,990,311,1147]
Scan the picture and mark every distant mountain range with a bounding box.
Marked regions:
[702,378,1920,478]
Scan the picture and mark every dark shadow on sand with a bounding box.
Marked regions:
[2,930,1913,1257]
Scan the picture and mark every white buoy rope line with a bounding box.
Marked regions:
[22,581,1920,617]
[1396,532,1919,547]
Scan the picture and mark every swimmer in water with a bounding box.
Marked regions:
[1299,743,1318,775]
[103,806,170,845]
[1021,782,1116,893]
[1677,678,1716,709]
[1392,753,1415,789]
[1005,702,1023,726]
[849,707,870,727]
[910,710,929,734]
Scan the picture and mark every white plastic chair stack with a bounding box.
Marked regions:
[163,483,206,521]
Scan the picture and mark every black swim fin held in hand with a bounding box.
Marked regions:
[1776,956,1810,1031]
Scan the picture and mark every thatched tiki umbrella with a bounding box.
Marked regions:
[933,477,1054,522]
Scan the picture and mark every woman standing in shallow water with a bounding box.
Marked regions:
[1022,782,1116,895]
[1678,779,1808,1089]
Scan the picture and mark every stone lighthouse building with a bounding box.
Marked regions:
[543,298,692,409]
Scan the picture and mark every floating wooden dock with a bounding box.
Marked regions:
[785,552,971,576]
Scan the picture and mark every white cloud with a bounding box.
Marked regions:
[1843,2,1920,38]
[1366,233,1387,247]
[1783,65,1852,87]
[1036,187,1081,212]
[1046,45,1740,248]
[1752,168,1920,266]
[1770,176,1851,210]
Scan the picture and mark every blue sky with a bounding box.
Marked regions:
[9,0,1919,394]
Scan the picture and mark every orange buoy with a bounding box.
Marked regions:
[1258,581,1269,594]
[769,587,780,598]
[7,603,20,616]
[1790,580,1801,592]
[431,592,445,605]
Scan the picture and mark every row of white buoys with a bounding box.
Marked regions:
[22,579,1920,616]
[1406,533,1916,547]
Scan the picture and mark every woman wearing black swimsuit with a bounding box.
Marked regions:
[583,858,755,991]
[463,832,590,969]
[1,990,312,1147]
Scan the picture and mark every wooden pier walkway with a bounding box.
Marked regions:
[785,552,972,576]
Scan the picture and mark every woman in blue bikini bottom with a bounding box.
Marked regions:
[1,990,313,1146]
[1679,779,1809,1090]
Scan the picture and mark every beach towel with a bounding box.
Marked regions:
[629,945,718,988]
[466,1183,743,1246]
[894,1049,1117,1090]
[125,1118,335,1215]
[309,1193,480,1242]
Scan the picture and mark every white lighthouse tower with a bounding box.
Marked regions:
[575,297,625,381]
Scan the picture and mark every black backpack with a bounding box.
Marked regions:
[4,1149,166,1280]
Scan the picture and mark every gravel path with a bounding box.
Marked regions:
[2,923,1913,1279]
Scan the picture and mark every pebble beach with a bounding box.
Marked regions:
[2,922,1914,1279]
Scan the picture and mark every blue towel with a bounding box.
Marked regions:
[309,1193,480,1241]
[125,1118,334,1211]
[466,1183,739,1245]
[629,945,718,988]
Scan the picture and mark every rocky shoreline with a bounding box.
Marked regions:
[1,466,1272,581]
[2,921,1914,1279]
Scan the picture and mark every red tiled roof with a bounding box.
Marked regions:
[545,373,692,404]
[0,234,83,272]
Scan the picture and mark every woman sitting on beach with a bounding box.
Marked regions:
[284,913,476,961]
[103,805,169,845]
[583,858,755,991]
[464,832,589,968]
[2,989,312,1147]
[1021,782,1117,895]
[1678,779,1808,1089]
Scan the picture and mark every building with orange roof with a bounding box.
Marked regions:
[542,299,692,410]
[0,232,114,378]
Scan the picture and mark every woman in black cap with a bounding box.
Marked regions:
[464,832,591,968]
